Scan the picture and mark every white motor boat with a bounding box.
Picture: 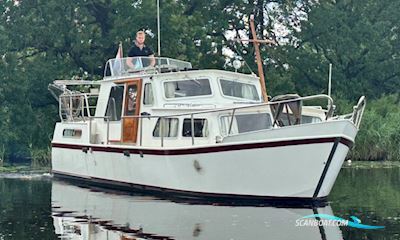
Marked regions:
[52,180,344,240]
[49,56,366,203]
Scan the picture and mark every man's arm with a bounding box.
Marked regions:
[126,47,135,69]
[149,54,156,67]
[126,57,135,69]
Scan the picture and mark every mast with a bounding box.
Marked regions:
[157,0,161,56]
[249,15,275,103]
[249,15,268,102]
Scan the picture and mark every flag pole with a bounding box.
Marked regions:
[157,0,161,56]
[119,41,123,57]
[120,42,123,73]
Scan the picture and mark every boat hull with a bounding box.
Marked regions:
[52,120,357,203]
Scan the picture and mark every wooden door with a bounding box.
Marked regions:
[122,79,142,143]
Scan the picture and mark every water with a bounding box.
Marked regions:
[0,167,399,239]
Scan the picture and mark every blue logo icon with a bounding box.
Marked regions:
[298,214,384,230]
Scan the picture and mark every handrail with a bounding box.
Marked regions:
[119,94,334,147]
[228,109,236,134]
[87,116,110,144]
[59,93,99,122]
[351,96,366,129]
[67,94,362,148]
[121,94,334,120]
[160,117,164,147]
[190,114,195,145]
[63,94,332,123]
[81,94,334,147]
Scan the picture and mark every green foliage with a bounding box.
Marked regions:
[30,147,51,168]
[284,0,400,100]
[350,94,400,161]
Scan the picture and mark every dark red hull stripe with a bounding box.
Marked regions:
[52,170,328,206]
[52,137,353,156]
[313,138,340,199]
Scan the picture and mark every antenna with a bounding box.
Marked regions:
[157,0,161,56]
[328,63,332,98]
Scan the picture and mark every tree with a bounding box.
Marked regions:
[282,0,400,100]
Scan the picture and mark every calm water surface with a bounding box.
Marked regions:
[0,166,399,240]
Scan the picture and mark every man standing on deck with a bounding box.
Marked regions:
[126,30,156,69]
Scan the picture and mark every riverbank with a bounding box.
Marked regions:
[342,161,400,169]
[0,165,50,174]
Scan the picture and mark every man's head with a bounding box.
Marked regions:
[136,31,146,45]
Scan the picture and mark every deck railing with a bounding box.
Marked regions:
[352,96,366,128]
[100,94,337,147]
[336,96,366,128]
[62,94,365,147]
[59,93,99,122]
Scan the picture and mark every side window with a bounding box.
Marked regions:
[143,83,154,105]
[63,129,82,138]
[278,114,322,125]
[220,79,259,101]
[153,118,179,137]
[105,85,124,121]
[164,79,211,98]
[182,119,208,137]
[220,113,272,135]
[301,115,322,124]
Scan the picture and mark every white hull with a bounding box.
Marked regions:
[52,180,344,240]
[52,120,357,201]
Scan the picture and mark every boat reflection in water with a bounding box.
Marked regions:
[52,180,344,240]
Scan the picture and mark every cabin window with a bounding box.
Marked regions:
[143,83,154,105]
[278,114,322,126]
[153,118,179,137]
[164,79,211,98]
[220,113,272,135]
[220,79,259,101]
[182,118,208,137]
[302,115,322,124]
[105,85,124,121]
[125,85,138,116]
[63,129,82,138]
